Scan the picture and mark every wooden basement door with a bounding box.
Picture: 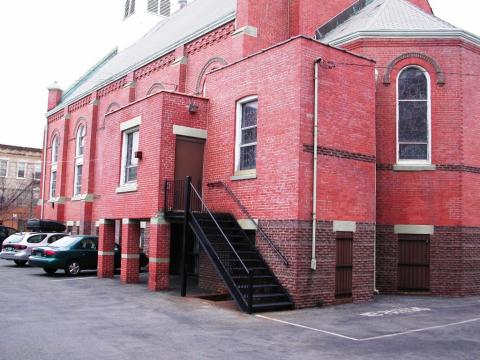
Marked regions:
[336,232,353,298]
[398,234,430,291]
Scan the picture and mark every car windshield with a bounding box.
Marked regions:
[49,236,82,248]
[5,234,25,243]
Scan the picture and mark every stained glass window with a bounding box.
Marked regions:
[239,100,258,170]
[398,67,430,161]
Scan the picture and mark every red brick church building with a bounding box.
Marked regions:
[41,0,480,312]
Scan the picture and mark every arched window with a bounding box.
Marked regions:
[74,125,85,196]
[397,66,431,163]
[51,135,59,164]
[76,125,86,157]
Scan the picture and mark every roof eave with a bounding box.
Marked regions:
[46,11,236,118]
[327,30,480,48]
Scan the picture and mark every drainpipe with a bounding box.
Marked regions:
[40,122,48,220]
[311,60,320,271]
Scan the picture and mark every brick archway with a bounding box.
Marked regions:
[383,52,445,86]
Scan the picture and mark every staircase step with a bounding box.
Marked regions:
[252,301,293,312]
[253,292,287,299]
[232,275,273,281]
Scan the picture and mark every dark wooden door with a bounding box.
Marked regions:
[398,235,430,291]
[174,136,205,210]
[336,232,353,298]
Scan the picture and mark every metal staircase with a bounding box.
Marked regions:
[165,178,293,313]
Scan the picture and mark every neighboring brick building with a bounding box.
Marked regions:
[0,145,42,230]
[41,0,480,311]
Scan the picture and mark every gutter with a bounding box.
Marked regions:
[311,59,321,270]
[40,122,48,220]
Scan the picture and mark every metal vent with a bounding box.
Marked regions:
[124,0,136,18]
[148,0,171,16]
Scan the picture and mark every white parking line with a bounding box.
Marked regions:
[255,314,480,342]
[51,277,98,282]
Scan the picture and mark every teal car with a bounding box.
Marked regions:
[28,235,149,276]
[28,235,100,276]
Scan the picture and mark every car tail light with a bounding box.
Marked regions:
[16,245,27,250]
[44,250,57,257]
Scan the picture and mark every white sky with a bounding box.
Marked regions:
[0,0,478,149]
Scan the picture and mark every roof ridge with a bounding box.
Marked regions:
[364,0,389,29]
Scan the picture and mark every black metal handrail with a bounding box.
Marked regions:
[207,181,289,266]
[178,177,255,313]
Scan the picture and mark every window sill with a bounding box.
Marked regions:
[70,194,95,202]
[116,183,138,193]
[231,170,257,181]
[393,164,436,172]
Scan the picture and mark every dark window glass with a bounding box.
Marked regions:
[240,146,256,170]
[239,100,258,170]
[27,235,48,244]
[398,68,429,161]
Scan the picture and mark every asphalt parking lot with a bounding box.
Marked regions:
[1,262,480,360]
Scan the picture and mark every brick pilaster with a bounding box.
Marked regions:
[120,219,141,284]
[98,220,116,278]
[148,221,170,291]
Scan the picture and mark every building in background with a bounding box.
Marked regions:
[0,145,41,230]
[41,0,480,312]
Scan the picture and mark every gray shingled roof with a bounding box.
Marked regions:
[53,0,236,113]
[321,0,459,44]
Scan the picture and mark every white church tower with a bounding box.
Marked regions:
[119,0,189,50]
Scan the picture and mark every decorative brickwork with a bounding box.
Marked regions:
[133,53,176,80]
[48,109,65,124]
[68,95,92,113]
[97,77,128,98]
[383,52,446,85]
[304,145,376,163]
[185,22,235,56]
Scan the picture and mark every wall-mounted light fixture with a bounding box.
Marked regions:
[188,103,199,113]
[134,151,143,160]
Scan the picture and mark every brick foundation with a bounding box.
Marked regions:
[376,225,480,297]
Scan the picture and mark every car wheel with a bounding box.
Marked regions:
[14,260,27,266]
[43,268,57,275]
[65,260,81,276]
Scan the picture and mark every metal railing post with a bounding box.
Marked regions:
[181,176,192,297]
[248,270,255,314]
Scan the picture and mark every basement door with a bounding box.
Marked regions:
[335,232,353,298]
[398,235,430,291]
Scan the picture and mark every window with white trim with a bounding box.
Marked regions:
[235,97,258,172]
[17,162,26,179]
[397,66,431,163]
[50,170,57,198]
[51,135,59,164]
[121,128,139,185]
[73,125,85,196]
[124,0,136,18]
[34,164,41,181]
[0,160,7,177]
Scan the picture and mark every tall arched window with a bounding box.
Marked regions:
[74,125,85,196]
[397,66,431,163]
[50,135,59,199]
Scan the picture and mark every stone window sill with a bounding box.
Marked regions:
[231,170,257,181]
[116,183,138,193]
[393,164,436,172]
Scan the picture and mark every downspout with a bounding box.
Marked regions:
[311,60,320,270]
[40,122,48,220]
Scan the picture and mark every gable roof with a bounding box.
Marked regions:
[320,0,479,46]
[50,0,236,115]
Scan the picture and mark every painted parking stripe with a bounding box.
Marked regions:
[51,277,98,282]
[255,314,360,341]
[256,314,480,342]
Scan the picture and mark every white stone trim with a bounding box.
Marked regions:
[123,81,136,89]
[75,221,81,227]
[66,221,75,227]
[122,218,139,225]
[120,116,142,131]
[394,225,434,235]
[140,221,147,229]
[333,221,357,233]
[393,164,436,171]
[237,219,258,230]
[121,254,140,259]
[116,182,138,193]
[231,170,257,181]
[151,213,168,225]
[173,125,207,139]
[98,251,115,256]
[49,197,67,204]
[98,219,114,226]
[171,56,188,66]
[232,25,258,38]
[149,257,169,264]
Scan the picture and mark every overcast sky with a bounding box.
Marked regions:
[0,0,478,149]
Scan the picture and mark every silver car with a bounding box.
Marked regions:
[0,233,66,266]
